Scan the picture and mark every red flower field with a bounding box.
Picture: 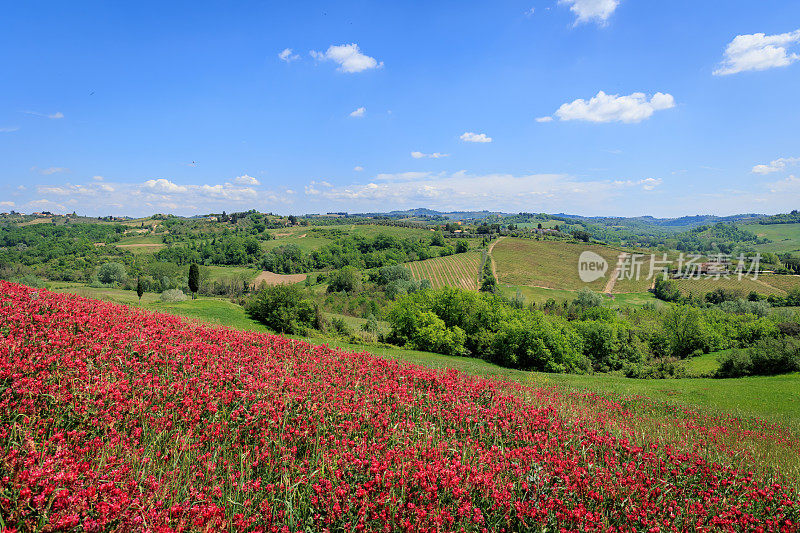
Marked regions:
[1,281,798,532]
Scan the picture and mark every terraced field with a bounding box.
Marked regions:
[407,251,481,290]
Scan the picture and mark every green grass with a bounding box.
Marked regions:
[741,222,800,253]
[51,284,270,332]
[200,265,260,282]
[683,350,726,377]
[50,283,800,430]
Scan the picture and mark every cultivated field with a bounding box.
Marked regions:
[3,281,799,530]
[671,275,793,297]
[406,251,481,290]
[491,238,650,292]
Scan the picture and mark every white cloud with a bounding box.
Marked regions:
[0,126,19,132]
[639,178,662,190]
[144,178,188,193]
[714,30,800,76]
[310,43,383,73]
[375,171,436,182]
[460,132,493,143]
[278,48,300,63]
[27,199,67,212]
[92,175,104,181]
[354,166,364,171]
[234,174,260,185]
[752,156,800,174]
[199,184,258,201]
[349,107,366,118]
[559,0,619,25]
[35,166,69,175]
[535,116,554,123]
[23,111,64,119]
[525,7,535,16]
[767,175,800,193]
[553,91,675,123]
[0,201,15,208]
[411,151,449,159]
[303,170,660,212]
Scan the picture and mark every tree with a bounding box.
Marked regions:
[188,263,200,299]
[245,284,316,334]
[574,287,603,308]
[97,262,127,285]
[136,277,144,301]
[455,240,469,253]
[327,266,362,293]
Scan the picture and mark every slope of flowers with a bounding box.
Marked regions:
[0,281,798,532]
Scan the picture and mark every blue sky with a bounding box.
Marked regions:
[2,0,800,217]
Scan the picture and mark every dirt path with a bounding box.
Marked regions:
[487,236,506,280]
[603,252,629,294]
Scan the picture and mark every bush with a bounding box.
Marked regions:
[375,265,412,285]
[718,298,770,317]
[97,262,127,285]
[623,358,686,379]
[246,284,316,334]
[328,317,352,336]
[16,274,44,288]
[361,314,380,334]
[573,287,603,308]
[653,278,682,303]
[161,289,188,302]
[327,266,362,293]
[717,337,800,377]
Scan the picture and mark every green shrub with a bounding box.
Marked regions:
[161,289,188,302]
[327,266,362,293]
[246,284,316,334]
[717,337,800,377]
[97,262,127,285]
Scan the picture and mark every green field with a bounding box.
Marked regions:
[741,222,800,253]
[200,265,260,282]
[406,251,481,290]
[491,238,652,292]
[50,283,800,431]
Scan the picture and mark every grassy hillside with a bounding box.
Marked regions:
[741,222,800,253]
[492,238,652,292]
[406,251,481,290]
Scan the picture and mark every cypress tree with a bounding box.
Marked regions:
[188,263,199,299]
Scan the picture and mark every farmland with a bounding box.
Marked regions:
[671,274,800,297]
[406,251,481,290]
[491,238,653,292]
[2,281,799,531]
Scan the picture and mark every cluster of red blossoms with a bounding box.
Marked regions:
[0,280,798,532]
